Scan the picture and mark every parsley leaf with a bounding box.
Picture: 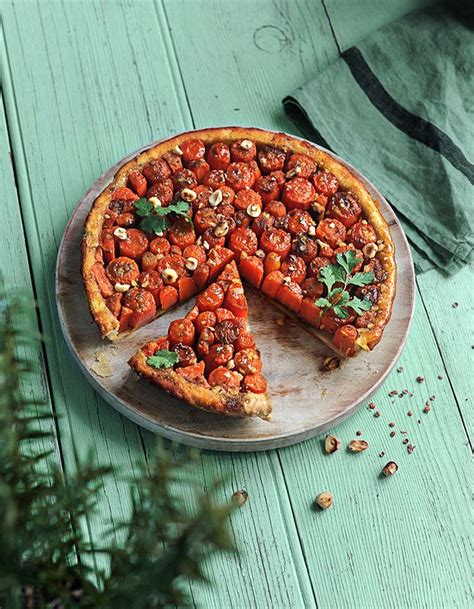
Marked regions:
[133,198,192,235]
[134,198,154,217]
[139,215,169,235]
[147,350,179,369]
[315,250,375,320]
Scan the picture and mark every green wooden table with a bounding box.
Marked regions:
[1,1,472,607]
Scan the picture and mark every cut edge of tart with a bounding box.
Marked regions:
[82,127,396,354]
[128,261,272,420]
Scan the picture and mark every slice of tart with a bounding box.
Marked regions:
[128,261,271,420]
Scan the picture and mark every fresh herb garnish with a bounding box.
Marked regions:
[134,198,192,235]
[316,250,375,319]
[147,350,180,369]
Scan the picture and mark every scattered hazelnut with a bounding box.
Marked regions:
[240,139,253,150]
[213,221,229,237]
[114,282,130,293]
[161,268,178,283]
[113,227,128,240]
[173,145,183,156]
[285,165,301,179]
[255,249,265,260]
[322,356,340,371]
[382,461,398,477]
[363,243,378,259]
[324,434,340,454]
[181,188,197,202]
[209,189,223,207]
[348,439,368,453]
[232,489,248,507]
[246,203,261,218]
[308,225,316,236]
[148,196,162,210]
[185,256,198,271]
[315,491,333,510]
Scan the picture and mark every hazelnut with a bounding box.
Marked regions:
[173,145,183,156]
[347,439,369,453]
[363,243,378,259]
[185,256,198,271]
[213,221,229,237]
[382,461,398,477]
[322,356,340,371]
[114,282,130,293]
[324,434,340,454]
[308,225,316,236]
[246,203,261,218]
[240,139,253,150]
[255,249,265,260]
[148,196,162,210]
[113,227,128,240]
[227,359,235,369]
[315,491,333,510]
[208,189,223,207]
[181,188,197,202]
[161,268,178,283]
[285,165,301,179]
[232,489,248,507]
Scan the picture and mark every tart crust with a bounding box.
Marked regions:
[128,349,272,420]
[82,127,396,350]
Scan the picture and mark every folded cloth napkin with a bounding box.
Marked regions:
[283,5,473,274]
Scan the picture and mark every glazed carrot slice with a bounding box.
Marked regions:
[238,254,264,288]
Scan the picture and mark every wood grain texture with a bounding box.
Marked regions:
[163,0,473,606]
[1,0,471,606]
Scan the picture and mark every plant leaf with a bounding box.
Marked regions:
[134,198,154,217]
[347,296,373,315]
[315,297,331,308]
[147,350,180,369]
[333,305,350,319]
[347,271,375,287]
[140,214,169,235]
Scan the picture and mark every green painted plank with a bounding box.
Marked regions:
[2,1,316,604]
[417,268,474,443]
[0,89,62,476]
[163,0,473,607]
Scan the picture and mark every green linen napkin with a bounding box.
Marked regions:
[283,5,473,274]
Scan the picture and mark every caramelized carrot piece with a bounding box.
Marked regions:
[299,298,322,329]
[261,270,284,298]
[159,286,179,310]
[178,276,198,302]
[91,263,114,297]
[238,255,264,288]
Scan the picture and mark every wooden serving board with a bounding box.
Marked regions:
[55,134,415,451]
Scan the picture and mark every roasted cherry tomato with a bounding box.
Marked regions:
[183,244,207,265]
[202,169,226,189]
[313,170,339,196]
[181,139,206,164]
[197,283,225,311]
[308,256,331,277]
[327,192,362,228]
[172,343,198,367]
[119,229,148,259]
[258,145,286,174]
[142,158,171,184]
[168,218,196,249]
[163,151,183,174]
[292,236,318,264]
[264,251,281,275]
[234,188,262,212]
[156,254,186,281]
[280,255,306,284]
[194,208,218,234]
[260,228,291,259]
[242,373,267,394]
[188,159,210,182]
[105,256,139,284]
[286,153,317,179]
[226,162,255,191]
[264,200,287,218]
[235,332,256,352]
[282,177,316,211]
[172,169,198,192]
[205,343,234,372]
[128,171,147,197]
[111,186,139,202]
[234,348,262,375]
[287,209,314,235]
[146,178,174,206]
[348,221,377,250]
[168,318,195,347]
[208,366,241,389]
[255,175,280,203]
[224,285,248,318]
[230,139,257,163]
[228,227,258,260]
[301,277,324,300]
[315,218,346,249]
[122,287,156,329]
[214,319,242,344]
[149,236,171,256]
[207,142,231,170]
[333,324,358,357]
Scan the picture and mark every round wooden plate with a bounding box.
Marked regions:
[56,131,415,452]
